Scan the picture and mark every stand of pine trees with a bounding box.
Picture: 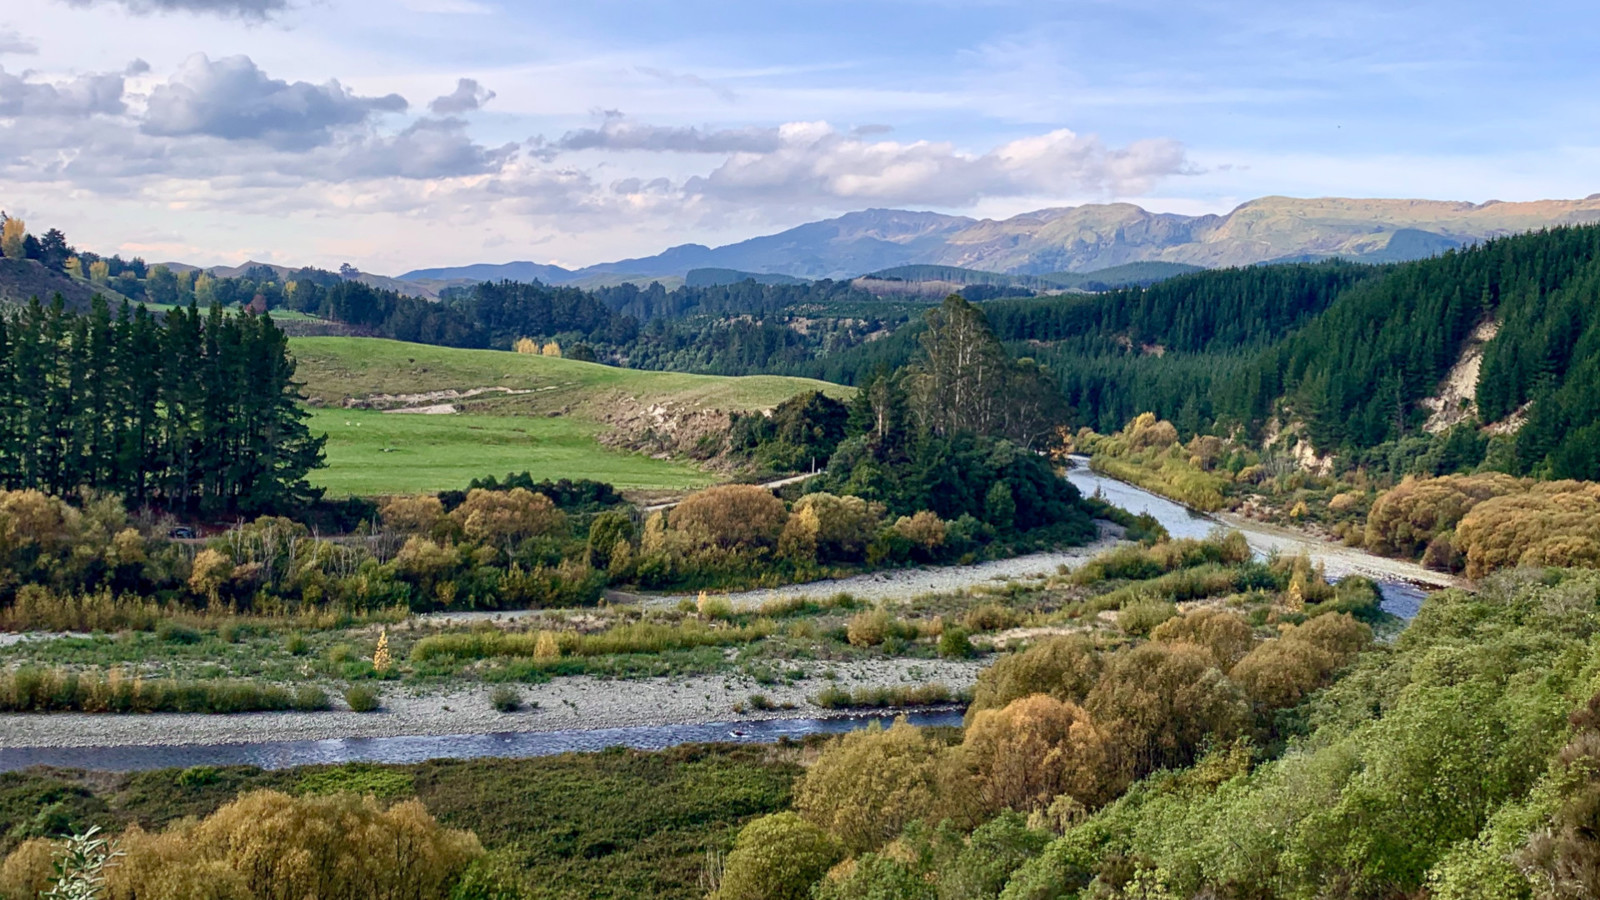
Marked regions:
[0,296,325,515]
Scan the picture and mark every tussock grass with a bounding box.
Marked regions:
[410,620,778,663]
[809,682,965,710]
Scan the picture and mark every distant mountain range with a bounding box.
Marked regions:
[396,195,1600,288]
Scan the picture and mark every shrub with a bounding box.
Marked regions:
[964,603,1021,632]
[810,683,957,710]
[345,684,381,713]
[294,685,332,711]
[1453,481,1600,577]
[489,685,522,713]
[794,720,945,853]
[939,626,976,659]
[449,488,566,547]
[1150,607,1256,669]
[1086,642,1250,777]
[1116,599,1179,636]
[107,790,481,900]
[668,484,788,551]
[968,635,1101,719]
[714,812,840,900]
[847,609,890,647]
[957,695,1114,816]
[1364,473,1523,558]
[779,492,882,563]
[380,494,445,534]
[155,620,202,645]
[697,591,735,620]
[586,510,636,570]
[411,620,774,663]
[892,510,947,554]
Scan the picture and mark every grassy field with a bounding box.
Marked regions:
[307,408,714,495]
[289,337,848,411]
[289,337,849,496]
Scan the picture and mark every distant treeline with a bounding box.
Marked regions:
[0,297,324,514]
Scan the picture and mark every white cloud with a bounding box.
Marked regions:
[0,65,125,117]
[542,112,783,156]
[677,123,1189,208]
[55,0,291,18]
[142,54,408,149]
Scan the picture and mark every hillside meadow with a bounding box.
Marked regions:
[306,409,716,495]
[289,337,852,495]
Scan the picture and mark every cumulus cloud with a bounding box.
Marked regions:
[317,117,518,180]
[142,54,408,149]
[0,30,38,55]
[56,0,291,18]
[428,78,495,115]
[0,66,125,117]
[542,112,783,156]
[677,122,1188,207]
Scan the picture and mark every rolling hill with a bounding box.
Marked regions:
[289,337,850,494]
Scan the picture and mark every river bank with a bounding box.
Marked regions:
[0,656,984,751]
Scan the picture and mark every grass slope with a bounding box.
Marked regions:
[290,337,850,495]
[308,409,714,495]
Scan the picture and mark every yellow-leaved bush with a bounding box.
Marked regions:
[0,790,482,900]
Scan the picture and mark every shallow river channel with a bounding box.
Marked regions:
[0,465,1446,772]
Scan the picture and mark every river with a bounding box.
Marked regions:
[0,465,1449,772]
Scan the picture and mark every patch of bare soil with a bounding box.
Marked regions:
[341,385,541,411]
[597,398,735,463]
[1422,319,1499,433]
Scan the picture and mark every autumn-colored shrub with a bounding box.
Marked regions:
[844,608,915,647]
[968,634,1102,721]
[1363,473,1523,558]
[448,488,566,548]
[1230,612,1371,708]
[794,720,946,853]
[1150,607,1256,669]
[102,789,481,900]
[379,494,445,534]
[1454,481,1600,578]
[668,484,788,551]
[1086,642,1249,777]
[0,838,54,899]
[892,510,947,552]
[955,695,1114,816]
[778,492,881,563]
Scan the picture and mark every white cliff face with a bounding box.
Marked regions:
[1421,319,1500,434]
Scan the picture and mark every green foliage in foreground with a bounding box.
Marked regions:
[769,568,1600,900]
[0,745,799,900]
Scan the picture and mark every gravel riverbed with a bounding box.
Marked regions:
[0,657,983,750]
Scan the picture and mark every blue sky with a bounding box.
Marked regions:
[1,0,1595,273]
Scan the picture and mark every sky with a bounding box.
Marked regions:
[0,0,1596,274]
